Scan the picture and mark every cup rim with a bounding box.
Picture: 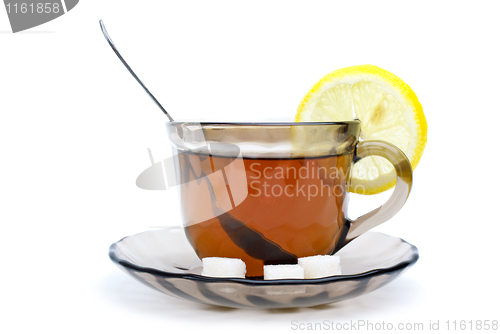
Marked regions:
[167,120,361,127]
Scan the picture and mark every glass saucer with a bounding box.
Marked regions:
[109,227,418,309]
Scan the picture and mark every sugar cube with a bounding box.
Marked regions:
[201,257,246,278]
[298,255,341,278]
[264,264,304,280]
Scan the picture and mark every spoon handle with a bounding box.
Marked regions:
[99,20,174,121]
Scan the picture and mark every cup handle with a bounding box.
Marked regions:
[342,140,413,247]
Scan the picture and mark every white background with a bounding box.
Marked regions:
[2,1,499,333]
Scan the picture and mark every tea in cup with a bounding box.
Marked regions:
[167,121,412,277]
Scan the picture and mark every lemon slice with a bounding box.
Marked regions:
[295,65,427,195]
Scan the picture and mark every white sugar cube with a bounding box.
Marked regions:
[264,264,304,280]
[298,255,341,279]
[201,257,246,278]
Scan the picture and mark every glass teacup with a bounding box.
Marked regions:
[166,121,412,277]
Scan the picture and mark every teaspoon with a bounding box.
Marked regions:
[99,20,174,122]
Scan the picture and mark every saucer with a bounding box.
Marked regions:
[109,227,418,309]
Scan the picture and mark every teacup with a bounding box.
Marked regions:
[166,121,412,277]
